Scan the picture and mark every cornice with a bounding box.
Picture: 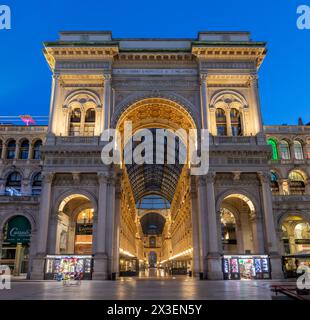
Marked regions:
[43,46,119,70]
[192,45,267,69]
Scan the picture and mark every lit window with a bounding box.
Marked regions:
[270,171,280,193]
[216,108,227,136]
[230,108,242,136]
[85,108,96,123]
[289,171,305,194]
[267,138,279,160]
[280,140,290,160]
[294,140,304,160]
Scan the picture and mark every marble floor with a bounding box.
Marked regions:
[0,278,297,300]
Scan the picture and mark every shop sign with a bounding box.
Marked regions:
[76,223,93,235]
[5,216,31,244]
[295,239,310,245]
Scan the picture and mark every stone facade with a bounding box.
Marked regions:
[0,31,309,280]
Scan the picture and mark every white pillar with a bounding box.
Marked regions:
[199,73,208,129]
[249,75,264,135]
[103,74,112,130]
[196,176,208,278]
[106,175,116,278]
[94,107,102,136]
[93,172,109,280]
[225,108,232,136]
[47,74,61,137]
[112,175,122,278]
[258,172,284,279]
[30,172,53,280]
[206,172,223,280]
[190,176,201,277]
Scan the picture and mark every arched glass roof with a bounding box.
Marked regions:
[136,195,170,209]
[140,212,166,235]
[125,128,185,203]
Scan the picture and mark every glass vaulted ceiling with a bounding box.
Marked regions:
[125,128,185,204]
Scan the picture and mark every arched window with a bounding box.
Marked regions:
[270,171,279,193]
[84,108,96,136]
[6,172,22,194]
[280,140,290,160]
[216,108,227,136]
[70,108,81,123]
[288,171,305,194]
[19,140,29,160]
[6,140,16,159]
[69,108,81,136]
[32,140,42,160]
[85,108,96,123]
[230,108,242,136]
[32,173,42,195]
[267,138,279,160]
[294,140,304,160]
[0,140,2,159]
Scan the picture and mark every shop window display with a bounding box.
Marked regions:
[223,255,270,280]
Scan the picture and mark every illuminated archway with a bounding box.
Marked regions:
[115,98,197,277]
[220,193,259,254]
[56,194,95,255]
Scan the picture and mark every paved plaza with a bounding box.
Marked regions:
[0,278,297,300]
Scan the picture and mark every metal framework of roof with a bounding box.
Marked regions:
[125,129,184,203]
[140,212,166,235]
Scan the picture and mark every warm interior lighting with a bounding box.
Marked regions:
[119,248,135,257]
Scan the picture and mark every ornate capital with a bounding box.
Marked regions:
[206,171,216,183]
[200,73,208,84]
[97,172,110,184]
[258,171,270,184]
[42,172,54,184]
[249,74,258,88]
[197,176,206,187]
[103,73,112,82]
[53,73,61,81]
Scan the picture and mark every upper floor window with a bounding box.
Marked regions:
[267,138,279,160]
[270,171,280,193]
[84,108,96,136]
[288,171,305,194]
[216,108,227,136]
[19,140,29,160]
[6,172,22,193]
[230,108,242,136]
[70,108,81,123]
[294,140,304,160]
[33,140,42,160]
[6,140,16,159]
[85,108,96,123]
[69,108,82,136]
[280,140,290,160]
[0,140,2,158]
[32,173,42,195]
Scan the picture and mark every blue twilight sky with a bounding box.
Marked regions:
[0,0,310,125]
